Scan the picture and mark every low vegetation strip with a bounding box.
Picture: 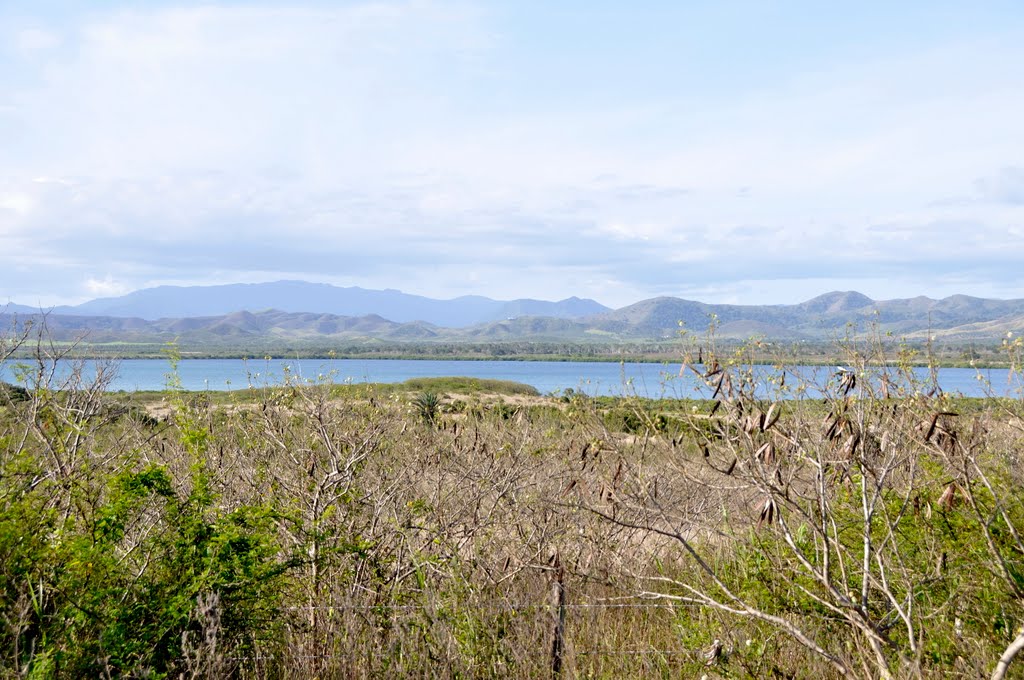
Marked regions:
[3,326,1024,677]
[2,337,1016,369]
[400,376,540,397]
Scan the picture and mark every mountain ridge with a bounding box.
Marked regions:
[3,288,1024,343]
[23,280,610,327]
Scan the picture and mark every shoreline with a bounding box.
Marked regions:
[3,351,1012,370]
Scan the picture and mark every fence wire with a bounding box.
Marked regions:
[224,600,711,667]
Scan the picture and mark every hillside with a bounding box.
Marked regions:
[4,289,1024,347]
[588,292,1024,340]
[0,310,439,344]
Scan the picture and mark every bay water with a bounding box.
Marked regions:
[2,357,1020,399]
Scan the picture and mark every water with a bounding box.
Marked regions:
[1,357,1020,399]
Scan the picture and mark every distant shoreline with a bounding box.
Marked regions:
[2,346,1011,370]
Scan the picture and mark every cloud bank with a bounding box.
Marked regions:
[1,2,1023,307]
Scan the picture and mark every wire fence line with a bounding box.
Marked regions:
[219,601,709,666]
[215,590,749,678]
[227,649,702,662]
[281,601,696,612]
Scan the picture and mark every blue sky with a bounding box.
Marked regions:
[2,1,1023,308]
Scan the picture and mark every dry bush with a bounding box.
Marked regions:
[4,324,1024,678]
[577,333,1024,679]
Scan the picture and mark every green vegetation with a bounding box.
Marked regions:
[401,376,540,396]
[3,325,1024,677]
[0,381,28,403]
[3,335,1017,368]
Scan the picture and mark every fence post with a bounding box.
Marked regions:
[550,554,567,677]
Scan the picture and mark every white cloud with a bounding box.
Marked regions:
[84,274,131,298]
[0,192,33,216]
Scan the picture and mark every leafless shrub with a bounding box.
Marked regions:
[7,319,1024,677]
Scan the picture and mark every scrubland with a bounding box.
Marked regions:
[3,328,1024,678]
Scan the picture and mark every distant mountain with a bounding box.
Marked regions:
[4,289,1024,344]
[587,291,1024,339]
[34,281,609,327]
[796,291,874,314]
[2,302,39,315]
[0,310,442,344]
[490,296,606,320]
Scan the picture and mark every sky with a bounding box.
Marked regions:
[1,1,1023,309]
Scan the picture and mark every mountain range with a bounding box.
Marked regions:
[4,283,1024,343]
[5,280,608,327]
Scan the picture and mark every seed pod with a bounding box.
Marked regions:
[755,441,775,466]
[937,482,965,510]
[757,497,777,529]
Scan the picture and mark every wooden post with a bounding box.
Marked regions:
[550,554,567,677]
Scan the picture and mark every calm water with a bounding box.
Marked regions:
[1,358,1020,399]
